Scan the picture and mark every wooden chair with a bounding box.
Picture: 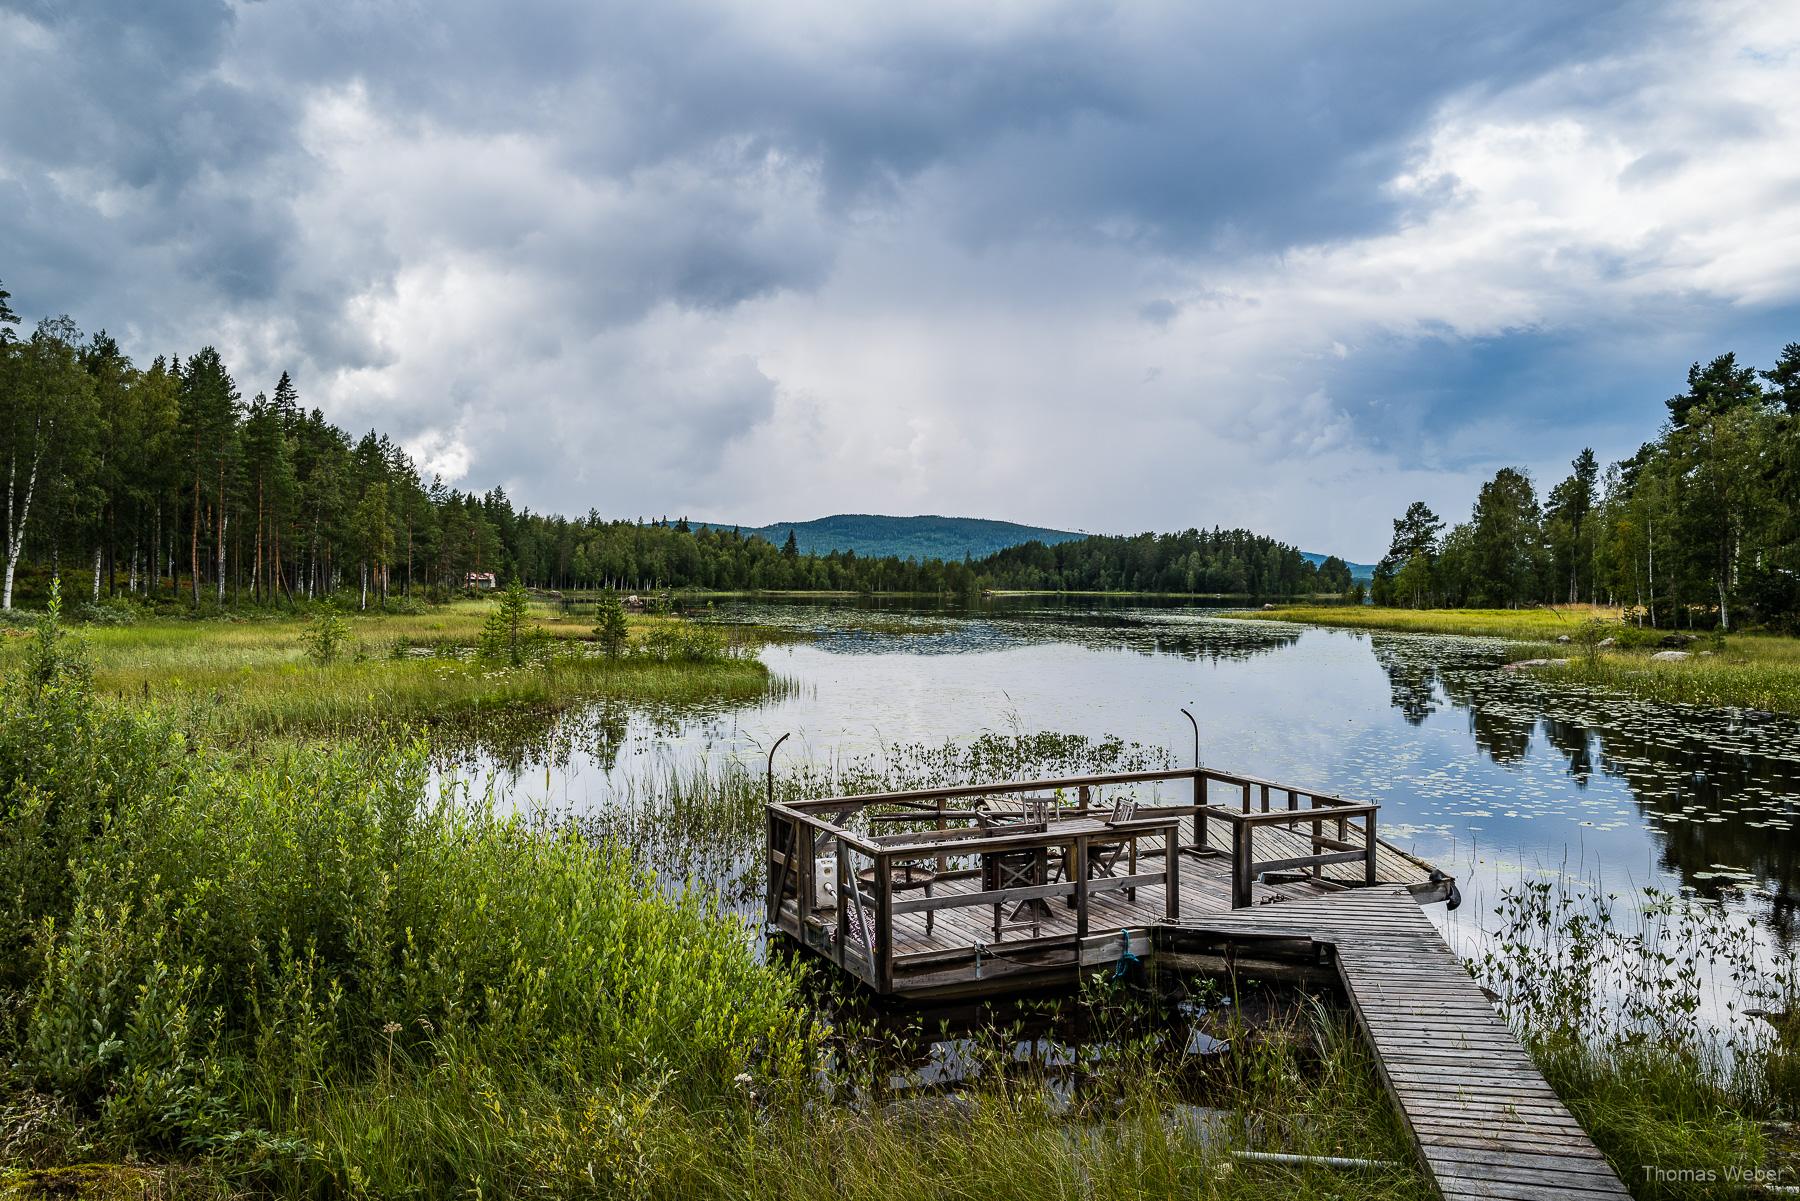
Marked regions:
[859,860,939,936]
[1090,796,1140,900]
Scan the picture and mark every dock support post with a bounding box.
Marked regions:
[875,852,893,992]
[1072,836,1089,940]
[1232,821,1252,908]
[1163,821,1180,918]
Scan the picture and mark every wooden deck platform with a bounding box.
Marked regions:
[765,760,1631,1200]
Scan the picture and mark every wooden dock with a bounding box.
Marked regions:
[766,762,1631,1200]
[1180,887,1631,1201]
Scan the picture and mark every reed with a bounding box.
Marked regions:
[1472,881,1799,1198]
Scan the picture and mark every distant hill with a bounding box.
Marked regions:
[1300,550,1377,581]
[702,514,1088,562]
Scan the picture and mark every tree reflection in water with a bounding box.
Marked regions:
[1366,632,1800,941]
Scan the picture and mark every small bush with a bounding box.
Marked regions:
[593,592,630,658]
[636,623,730,663]
[300,606,352,665]
[72,599,138,627]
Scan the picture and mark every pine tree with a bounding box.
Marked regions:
[593,591,629,658]
[478,579,536,666]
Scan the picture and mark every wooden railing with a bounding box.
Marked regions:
[765,765,1380,990]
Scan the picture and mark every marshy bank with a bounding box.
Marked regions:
[0,593,787,744]
[1239,603,1800,716]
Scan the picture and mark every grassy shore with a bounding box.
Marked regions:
[1237,604,1800,715]
[0,597,778,742]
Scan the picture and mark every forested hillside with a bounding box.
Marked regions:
[717,514,1086,562]
[0,282,1345,606]
[984,529,1352,595]
[1371,345,1800,629]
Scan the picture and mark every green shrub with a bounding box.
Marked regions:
[636,623,730,663]
[593,592,629,658]
[72,598,138,627]
[300,605,351,665]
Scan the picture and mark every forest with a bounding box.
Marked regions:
[0,282,1346,609]
[1371,344,1800,630]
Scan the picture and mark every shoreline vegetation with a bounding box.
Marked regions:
[1235,604,1800,716]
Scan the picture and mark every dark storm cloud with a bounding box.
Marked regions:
[0,0,1654,325]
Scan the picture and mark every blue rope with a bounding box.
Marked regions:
[1112,928,1140,979]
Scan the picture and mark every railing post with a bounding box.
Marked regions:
[765,809,779,923]
[875,852,894,991]
[1241,781,1252,814]
[801,825,815,918]
[1311,807,1323,882]
[1364,811,1379,887]
[833,838,849,969]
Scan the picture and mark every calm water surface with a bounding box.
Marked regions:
[458,597,1800,954]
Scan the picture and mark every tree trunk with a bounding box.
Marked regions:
[253,480,263,603]
[191,473,202,606]
[3,438,42,612]
[92,544,102,601]
[216,505,228,607]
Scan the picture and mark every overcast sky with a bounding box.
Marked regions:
[4,2,1799,560]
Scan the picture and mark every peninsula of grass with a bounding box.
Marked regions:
[1235,604,1800,716]
[1230,603,1623,641]
[0,597,780,742]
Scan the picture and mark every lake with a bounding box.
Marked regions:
[452,595,1800,958]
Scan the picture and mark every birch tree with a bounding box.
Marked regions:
[1,319,96,609]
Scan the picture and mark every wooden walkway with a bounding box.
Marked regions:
[1179,887,1631,1201]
